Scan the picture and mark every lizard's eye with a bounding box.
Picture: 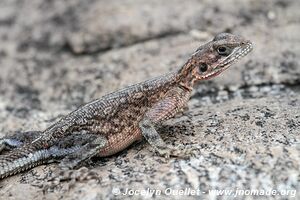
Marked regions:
[199,63,208,73]
[217,46,232,56]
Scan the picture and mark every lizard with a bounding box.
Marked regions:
[0,33,253,180]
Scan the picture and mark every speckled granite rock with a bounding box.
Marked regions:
[0,0,299,200]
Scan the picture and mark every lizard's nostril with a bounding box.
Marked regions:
[241,40,251,46]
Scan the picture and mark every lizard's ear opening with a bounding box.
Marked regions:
[193,63,209,80]
[199,63,208,73]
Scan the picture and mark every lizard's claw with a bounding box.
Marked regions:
[155,144,199,159]
[0,138,23,153]
[0,142,5,153]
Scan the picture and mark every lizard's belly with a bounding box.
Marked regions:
[97,128,142,157]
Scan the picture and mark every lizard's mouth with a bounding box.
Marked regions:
[203,42,253,79]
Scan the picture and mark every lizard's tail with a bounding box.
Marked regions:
[0,145,51,179]
[0,143,80,179]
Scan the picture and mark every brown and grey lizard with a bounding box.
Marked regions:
[0,33,253,179]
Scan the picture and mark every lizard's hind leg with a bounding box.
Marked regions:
[59,134,107,170]
[42,134,106,192]
[0,131,41,153]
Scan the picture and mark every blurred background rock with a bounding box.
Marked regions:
[0,0,299,199]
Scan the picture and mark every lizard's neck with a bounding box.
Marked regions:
[176,59,197,92]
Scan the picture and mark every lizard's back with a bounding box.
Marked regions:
[42,72,179,156]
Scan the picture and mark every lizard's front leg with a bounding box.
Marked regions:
[139,87,194,158]
[0,131,41,153]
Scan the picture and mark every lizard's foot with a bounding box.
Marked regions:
[155,144,198,159]
[58,144,90,170]
[140,118,198,159]
[42,167,100,192]
[0,138,23,152]
[0,131,41,153]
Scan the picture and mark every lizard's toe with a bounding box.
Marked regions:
[180,145,199,158]
[155,144,198,159]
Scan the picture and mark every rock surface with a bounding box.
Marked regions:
[0,0,299,199]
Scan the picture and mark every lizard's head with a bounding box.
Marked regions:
[179,33,252,87]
